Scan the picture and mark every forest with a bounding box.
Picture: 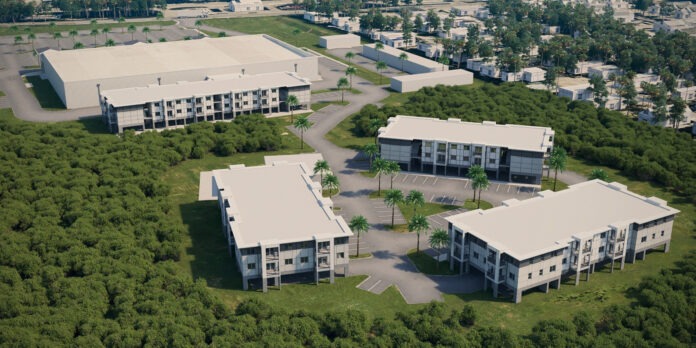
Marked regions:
[1,90,695,344]
[352,84,696,203]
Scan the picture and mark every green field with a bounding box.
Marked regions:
[203,16,386,84]
[25,75,65,110]
[0,91,5,97]
[0,20,176,36]
[541,176,568,191]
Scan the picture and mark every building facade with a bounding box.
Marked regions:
[446,180,679,303]
[99,72,310,133]
[229,0,263,12]
[212,162,352,292]
[378,116,554,184]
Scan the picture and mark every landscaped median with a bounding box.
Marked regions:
[407,249,458,276]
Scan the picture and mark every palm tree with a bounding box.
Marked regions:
[102,27,110,41]
[405,190,425,216]
[398,52,409,72]
[345,51,355,64]
[293,115,312,149]
[588,168,609,182]
[322,174,339,197]
[53,32,62,50]
[159,38,167,42]
[142,27,151,42]
[429,229,450,270]
[349,215,369,257]
[286,94,299,122]
[473,173,489,209]
[105,39,116,47]
[376,61,387,85]
[313,159,330,184]
[127,24,136,41]
[345,66,357,89]
[27,32,35,50]
[369,118,383,144]
[194,20,203,31]
[156,12,164,30]
[90,19,98,26]
[375,41,384,61]
[218,32,227,38]
[362,143,379,168]
[49,22,56,33]
[73,42,84,49]
[384,189,404,228]
[467,165,485,201]
[438,56,450,71]
[386,160,400,189]
[118,17,126,33]
[549,147,567,192]
[90,28,99,46]
[69,30,78,44]
[337,77,349,103]
[409,214,429,253]
[371,158,388,196]
[14,36,23,46]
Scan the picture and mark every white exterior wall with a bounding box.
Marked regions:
[523,69,546,83]
[362,44,444,74]
[390,70,473,93]
[229,0,263,12]
[501,71,523,82]
[480,64,500,79]
[319,34,361,49]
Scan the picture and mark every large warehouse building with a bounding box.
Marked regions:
[39,34,320,109]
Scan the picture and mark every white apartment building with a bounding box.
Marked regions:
[480,62,501,79]
[229,0,263,12]
[99,72,310,134]
[446,180,679,303]
[303,11,330,24]
[378,116,554,184]
[568,61,604,75]
[213,162,352,292]
[522,67,546,83]
[331,16,361,33]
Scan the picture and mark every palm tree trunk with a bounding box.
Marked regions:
[356,233,360,257]
[416,233,420,253]
[553,168,558,191]
[391,206,395,227]
[377,174,381,196]
[300,131,304,149]
[390,175,394,189]
[477,190,482,208]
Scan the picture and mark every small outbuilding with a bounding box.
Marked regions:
[319,34,361,49]
[390,70,473,93]
[522,67,546,83]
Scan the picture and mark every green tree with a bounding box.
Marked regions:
[14,35,22,45]
[118,17,126,33]
[467,165,485,201]
[292,28,301,46]
[322,174,339,197]
[398,52,409,72]
[156,11,164,30]
[472,172,489,209]
[544,67,558,94]
[68,29,78,44]
[337,77,349,103]
[127,24,136,41]
[549,147,567,192]
[344,51,355,64]
[589,75,608,108]
[405,190,425,215]
[376,61,387,85]
[218,32,227,38]
[90,28,99,46]
[384,189,404,228]
[142,27,150,41]
[159,38,167,42]
[195,20,203,31]
[102,27,110,41]
[287,94,299,122]
[375,41,384,61]
[438,56,450,71]
[345,66,357,89]
[362,143,379,168]
[105,39,116,47]
[293,115,312,149]
[668,96,686,129]
[27,32,35,50]
[53,32,62,50]
[408,214,429,253]
[371,158,388,196]
[386,160,400,189]
[349,215,369,257]
[313,159,330,184]
[73,42,84,49]
[588,168,609,181]
[428,228,450,270]
[369,118,383,144]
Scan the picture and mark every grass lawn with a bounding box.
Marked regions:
[324,113,376,150]
[203,16,386,85]
[312,88,362,95]
[462,198,493,210]
[24,75,65,110]
[312,100,348,112]
[541,176,568,191]
[408,249,457,275]
[350,253,373,259]
[0,91,5,97]
[0,20,175,36]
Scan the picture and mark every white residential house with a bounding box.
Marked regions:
[447,180,679,303]
[379,31,413,48]
[303,11,330,24]
[522,67,546,83]
[451,5,486,17]
[639,107,696,128]
[229,0,263,12]
[674,86,696,102]
[212,162,353,292]
[605,95,623,111]
[568,61,604,75]
[438,26,468,41]
[558,84,594,101]
[417,38,444,59]
[480,62,501,79]
[543,25,560,34]
[501,71,524,82]
[588,65,623,80]
[466,58,486,72]
[331,16,361,32]
[630,73,661,90]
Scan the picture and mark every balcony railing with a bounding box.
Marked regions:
[582,246,592,253]
[617,235,626,242]
[318,262,330,269]
[486,269,495,278]
[318,248,330,254]
[581,261,590,267]
[487,254,496,264]
[266,253,278,260]
[267,268,279,275]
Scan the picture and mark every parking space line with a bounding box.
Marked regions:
[432,177,438,185]
[402,175,408,183]
[507,185,511,193]
[430,194,435,202]
[496,184,500,192]
[422,177,429,185]
[464,181,469,189]
[367,280,382,292]
[450,196,456,204]
[517,187,521,194]
[412,176,417,183]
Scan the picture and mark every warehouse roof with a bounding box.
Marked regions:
[212,163,352,248]
[446,180,679,260]
[364,43,442,69]
[100,72,309,107]
[378,115,554,153]
[41,34,310,82]
[391,69,472,82]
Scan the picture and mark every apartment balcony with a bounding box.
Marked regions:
[318,247,330,254]
[318,262,330,269]
[582,246,592,253]
[581,261,590,267]
[487,254,496,264]
[486,268,495,278]
[267,269,279,275]
[617,235,626,242]
[266,253,279,260]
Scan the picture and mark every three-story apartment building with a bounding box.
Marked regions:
[446,180,679,303]
[378,116,554,184]
[99,72,310,134]
[212,162,352,292]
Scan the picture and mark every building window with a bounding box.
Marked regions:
[424,152,431,158]
[600,232,606,238]
[528,273,532,279]
[154,102,160,107]
[177,110,182,114]
[562,258,567,264]
[266,263,276,271]
[550,265,556,272]
[206,96,212,101]
[652,233,655,239]
[243,101,249,105]
[509,272,515,280]
[167,111,173,116]
[488,159,495,164]
[300,256,309,264]
[450,154,457,160]
[155,112,160,116]
[474,158,482,165]
[473,252,479,259]
[641,236,647,243]
[463,145,470,150]
[450,144,458,150]
[196,107,202,113]
[661,231,664,237]
[437,143,446,151]
[195,98,202,103]
[206,106,212,110]
[424,141,432,147]
[337,252,345,259]
[463,156,470,161]
[247,263,256,270]
[187,108,192,113]
[284,259,293,265]
[598,246,605,253]
[490,148,496,153]
[474,147,482,155]
[539,269,543,276]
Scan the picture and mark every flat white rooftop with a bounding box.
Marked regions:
[101,72,309,107]
[446,180,679,260]
[364,43,441,69]
[264,153,324,172]
[391,69,473,82]
[213,163,351,248]
[42,35,309,82]
[378,115,554,153]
